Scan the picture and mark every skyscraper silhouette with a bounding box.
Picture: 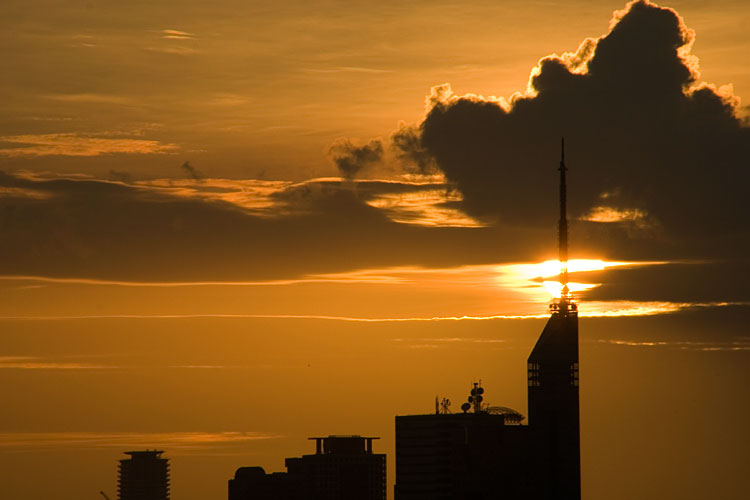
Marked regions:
[526,138,581,499]
[395,139,581,500]
[118,450,170,500]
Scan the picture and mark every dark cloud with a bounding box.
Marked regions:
[180,161,204,181]
[410,0,750,260]
[108,170,134,183]
[577,261,750,303]
[391,123,436,174]
[328,138,383,180]
[270,178,392,221]
[0,171,538,282]
[0,170,745,305]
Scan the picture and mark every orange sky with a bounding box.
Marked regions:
[1,0,748,179]
[1,1,749,499]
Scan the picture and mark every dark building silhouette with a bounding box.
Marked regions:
[527,301,580,499]
[395,391,530,499]
[229,466,303,500]
[118,450,170,500]
[395,140,581,500]
[229,435,386,500]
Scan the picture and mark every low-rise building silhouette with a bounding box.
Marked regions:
[229,435,386,500]
[118,450,170,500]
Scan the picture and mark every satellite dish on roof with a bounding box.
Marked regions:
[485,406,526,424]
[461,402,471,413]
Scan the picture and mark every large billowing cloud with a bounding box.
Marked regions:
[400,0,750,260]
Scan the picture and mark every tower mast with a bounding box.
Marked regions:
[558,137,570,302]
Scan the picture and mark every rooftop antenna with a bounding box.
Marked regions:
[439,398,452,414]
[558,137,570,302]
[467,382,484,413]
[551,137,577,316]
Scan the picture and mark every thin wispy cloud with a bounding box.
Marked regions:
[3,263,739,320]
[147,45,199,55]
[0,431,280,453]
[366,188,484,227]
[593,338,750,351]
[304,66,393,74]
[0,356,113,370]
[0,274,403,288]
[134,177,290,214]
[0,134,178,157]
[210,93,252,106]
[580,206,649,224]
[168,365,245,369]
[43,93,134,105]
[162,29,196,40]
[0,186,52,199]
[391,337,506,343]
[391,337,508,349]
[0,313,547,322]
[1,302,744,323]
[69,33,97,48]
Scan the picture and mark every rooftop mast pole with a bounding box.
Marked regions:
[559,138,570,301]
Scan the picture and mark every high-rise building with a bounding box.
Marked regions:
[526,138,581,499]
[395,394,530,500]
[395,139,581,500]
[118,450,170,500]
[527,300,580,499]
[229,435,386,500]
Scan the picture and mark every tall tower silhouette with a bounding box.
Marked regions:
[527,138,581,499]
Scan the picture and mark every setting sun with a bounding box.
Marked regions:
[500,259,634,299]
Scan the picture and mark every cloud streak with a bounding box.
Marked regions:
[43,93,134,105]
[593,338,750,351]
[0,134,178,157]
[0,431,280,453]
[0,302,744,322]
[0,356,112,370]
[162,29,195,40]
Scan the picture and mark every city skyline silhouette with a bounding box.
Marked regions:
[0,1,748,499]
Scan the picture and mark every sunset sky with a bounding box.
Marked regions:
[1,1,749,499]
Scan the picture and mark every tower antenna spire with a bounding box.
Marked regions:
[559,137,570,300]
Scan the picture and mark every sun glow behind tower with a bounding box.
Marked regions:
[502,259,634,299]
[525,138,581,499]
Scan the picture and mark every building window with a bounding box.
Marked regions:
[528,363,541,387]
[570,362,579,387]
